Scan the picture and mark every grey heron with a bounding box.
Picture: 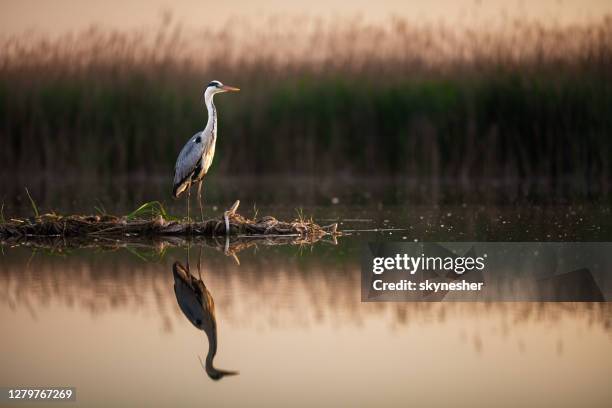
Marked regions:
[172,260,239,380]
[172,80,240,221]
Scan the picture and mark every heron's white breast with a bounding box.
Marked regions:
[202,130,217,173]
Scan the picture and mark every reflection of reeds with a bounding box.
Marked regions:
[1,16,611,189]
[0,246,610,333]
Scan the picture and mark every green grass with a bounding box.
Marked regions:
[126,201,178,221]
[24,188,39,218]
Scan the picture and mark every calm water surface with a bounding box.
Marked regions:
[1,178,611,406]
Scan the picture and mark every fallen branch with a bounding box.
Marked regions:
[0,200,339,241]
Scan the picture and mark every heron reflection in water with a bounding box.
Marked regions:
[172,255,238,380]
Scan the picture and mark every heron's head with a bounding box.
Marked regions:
[204,80,240,98]
[207,367,240,381]
[198,355,239,381]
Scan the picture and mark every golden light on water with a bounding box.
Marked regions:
[1,249,610,406]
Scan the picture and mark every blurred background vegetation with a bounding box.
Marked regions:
[1,15,611,196]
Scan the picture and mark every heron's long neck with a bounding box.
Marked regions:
[205,331,218,369]
[204,94,217,136]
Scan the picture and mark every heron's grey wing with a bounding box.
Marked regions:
[173,266,206,329]
[173,132,205,193]
[174,278,207,329]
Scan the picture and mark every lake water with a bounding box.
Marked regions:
[1,177,611,406]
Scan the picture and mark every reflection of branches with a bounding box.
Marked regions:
[0,233,338,262]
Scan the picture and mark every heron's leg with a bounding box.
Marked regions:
[186,240,190,270]
[197,180,204,222]
[197,245,202,280]
[186,182,191,223]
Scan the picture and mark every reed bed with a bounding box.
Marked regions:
[1,16,611,190]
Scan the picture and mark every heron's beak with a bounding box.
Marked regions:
[221,85,240,92]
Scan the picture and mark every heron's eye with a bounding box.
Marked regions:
[194,136,201,143]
